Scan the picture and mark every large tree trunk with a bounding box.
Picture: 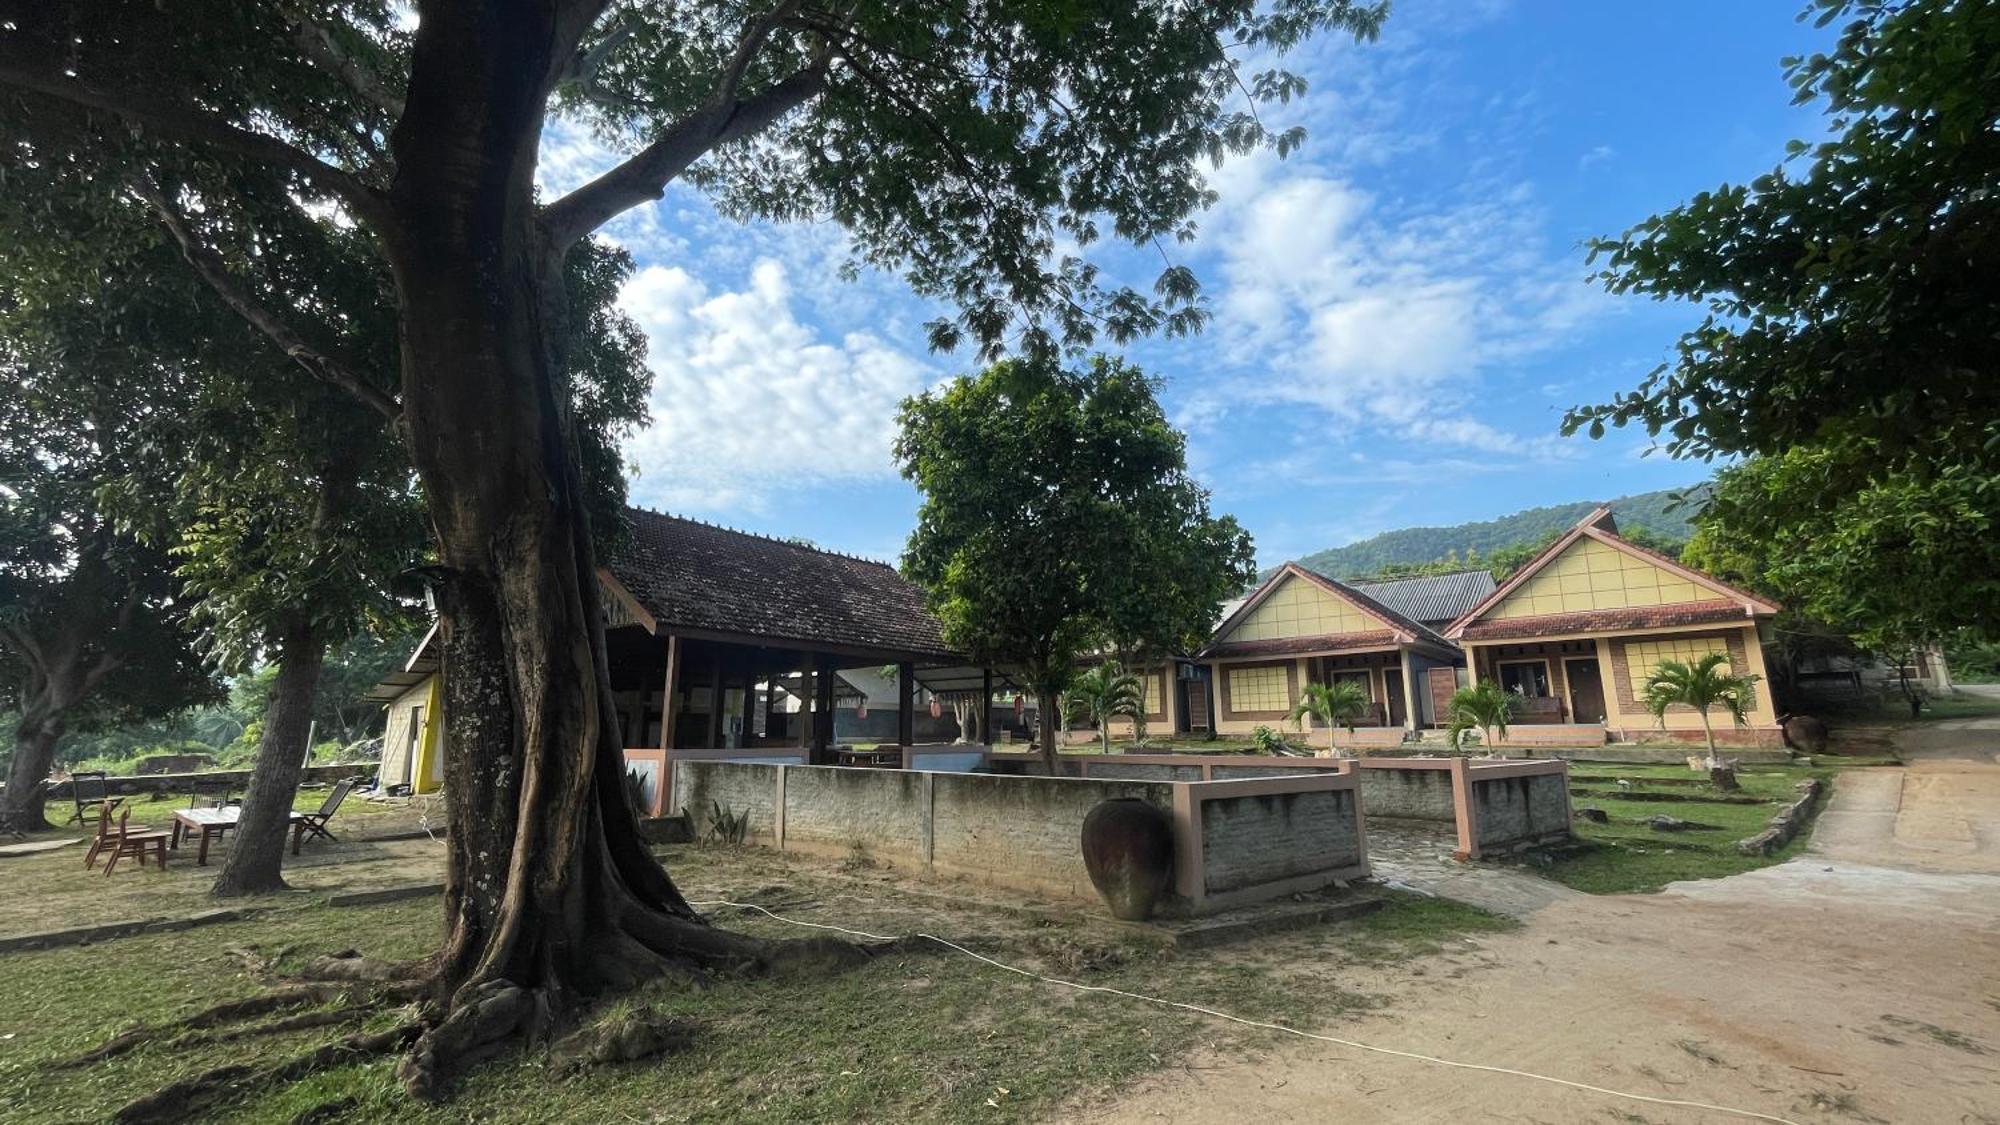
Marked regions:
[0,637,113,834]
[212,620,325,897]
[2,711,63,834]
[376,7,793,1098]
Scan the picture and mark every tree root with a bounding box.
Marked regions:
[547,1005,695,1075]
[397,980,548,1102]
[112,1022,421,1125]
[59,980,427,1069]
[297,949,429,983]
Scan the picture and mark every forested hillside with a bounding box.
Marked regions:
[1292,488,1702,580]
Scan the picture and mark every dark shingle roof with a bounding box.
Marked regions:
[605,508,956,659]
[1352,570,1498,628]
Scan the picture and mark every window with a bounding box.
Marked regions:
[1625,638,1733,699]
[1330,670,1373,699]
[1227,665,1290,712]
[1141,673,1164,715]
[1498,661,1552,698]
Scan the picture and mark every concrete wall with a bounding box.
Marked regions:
[1013,752,1572,861]
[1358,766,1459,821]
[27,763,372,802]
[1199,786,1363,894]
[929,773,1179,902]
[668,759,1368,915]
[675,759,784,840]
[1472,773,1571,848]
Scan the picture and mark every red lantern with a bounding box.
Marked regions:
[856,702,868,720]
[928,696,943,719]
[1013,693,1026,719]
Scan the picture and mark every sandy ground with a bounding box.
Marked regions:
[1086,707,2000,1125]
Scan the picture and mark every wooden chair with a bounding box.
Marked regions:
[69,770,125,826]
[290,779,354,854]
[97,808,170,875]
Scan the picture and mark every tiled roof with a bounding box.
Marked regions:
[1352,570,1497,627]
[1203,631,1402,659]
[604,508,957,659]
[1456,600,1750,641]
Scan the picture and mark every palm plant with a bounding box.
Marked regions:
[1642,653,1760,765]
[1288,680,1372,753]
[1064,662,1145,754]
[1446,681,1517,753]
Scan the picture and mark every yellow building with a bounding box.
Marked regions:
[1443,507,1783,747]
[366,625,444,794]
[1192,564,1466,740]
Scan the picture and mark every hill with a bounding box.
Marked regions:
[1291,487,1703,581]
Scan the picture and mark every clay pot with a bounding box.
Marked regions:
[1080,798,1175,920]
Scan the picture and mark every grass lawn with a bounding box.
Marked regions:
[0,844,1510,1124]
[1529,763,1835,894]
[1912,691,2000,722]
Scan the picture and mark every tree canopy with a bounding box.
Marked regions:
[0,0,1381,1092]
[0,330,217,830]
[1567,0,1999,646]
[897,355,1255,761]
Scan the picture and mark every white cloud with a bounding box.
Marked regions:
[618,260,932,514]
[1579,144,1618,170]
[1184,148,1595,462]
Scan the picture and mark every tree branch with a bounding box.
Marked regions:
[0,622,49,680]
[133,180,403,425]
[0,61,390,230]
[288,17,405,119]
[540,4,824,246]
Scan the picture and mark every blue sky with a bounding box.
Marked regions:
[542,1,1835,568]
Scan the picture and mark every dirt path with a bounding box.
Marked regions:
[1086,715,2000,1124]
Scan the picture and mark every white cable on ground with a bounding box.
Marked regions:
[691,898,1805,1125]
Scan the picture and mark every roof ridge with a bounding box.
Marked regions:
[625,504,899,571]
[1354,569,1495,587]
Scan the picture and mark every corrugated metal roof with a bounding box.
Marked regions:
[1351,570,1497,627]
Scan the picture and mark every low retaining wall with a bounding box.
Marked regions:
[1513,746,1794,766]
[987,751,1351,783]
[669,760,1368,916]
[989,751,1572,861]
[1736,778,1825,855]
[1355,758,1572,859]
[17,763,372,803]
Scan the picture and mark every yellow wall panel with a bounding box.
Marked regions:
[1488,537,1723,621]
[1226,573,1381,642]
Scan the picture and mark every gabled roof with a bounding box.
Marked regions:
[1352,570,1497,627]
[1200,562,1454,658]
[602,507,957,660]
[1443,506,1779,641]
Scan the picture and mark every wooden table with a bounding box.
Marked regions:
[169,807,306,866]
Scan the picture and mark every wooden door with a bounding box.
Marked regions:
[1182,678,1211,732]
[1425,667,1458,728]
[1565,658,1608,724]
[1384,669,1407,727]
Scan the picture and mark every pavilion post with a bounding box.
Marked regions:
[1401,649,1421,732]
[812,654,835,763]
[658,634,679,751]
[980,667,994,744]
[739,654,756,747]
[897,661,915,749]
[705,657,723,749]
